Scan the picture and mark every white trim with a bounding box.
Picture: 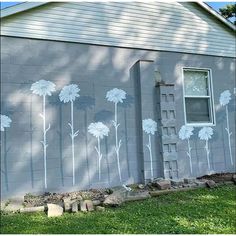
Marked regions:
[182,67,216,127]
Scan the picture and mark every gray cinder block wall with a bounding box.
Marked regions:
[1,36,235,198]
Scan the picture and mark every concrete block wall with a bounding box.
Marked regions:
[1,36,235,198]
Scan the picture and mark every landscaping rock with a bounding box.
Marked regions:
[125,191,151,202]
[47,204,63,217]
[96,206,105,212]
[80,200,94,212]
[104,195,124,206]
[63,197,76,212]
[171,179,184,187]
[206,180,216,188]
[71,202,78,213]
[69,192,83,201]
[4,198,24,213]
[195,180,206,188]
[153,179,171,190]
[138,184,145,189]
[232,174,236,184]
[92,200,101,206]
[20,206,45,213]
[184,178,196,184]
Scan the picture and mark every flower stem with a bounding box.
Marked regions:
[205,140,210,171]
[98,137,101,181]
[43,95,47,189]
[71,101,75,186]
[226,105,233,165]
[148,134,154,181]
[114,102,122,183]
[187,138,193,175]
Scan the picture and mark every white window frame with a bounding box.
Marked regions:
[182,67,216,127]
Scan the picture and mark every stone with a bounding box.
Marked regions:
[103,194,124,207]
[80,200,94,212]
[171,179,184,187]
[92,200,101,206]
[96,206,105,212]
[20,206,45,213]
[153,179,171,190]
[69,192,83,201]
[195,181,206,188]
[63,197,76,212]
[232,174,236,184]
[206,180,216,188]
[125,191,151,202]
[138,184,145,189]
[47,204,63,217]
[184,178,196,184]
[71,202,78,213]
[4,198,24,213]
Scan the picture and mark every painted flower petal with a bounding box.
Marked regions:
[59,84,80,103]
[142,119,157,135]
[31,80,56,97]
[106,88,126,104]
[88,122,110,139]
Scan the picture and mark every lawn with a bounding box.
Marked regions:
[1,185,236,234]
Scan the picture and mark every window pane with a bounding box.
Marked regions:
[184,70,209,96]
[185,98,211,123]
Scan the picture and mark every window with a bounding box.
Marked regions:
[183,68,215,126]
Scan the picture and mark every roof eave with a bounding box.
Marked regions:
[1,2,48,18]
[197,2,236,31]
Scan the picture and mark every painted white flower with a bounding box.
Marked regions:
[198,127,214,141]
[1,115,12,131]
[178,125,194,140]
[142,119,157,135]
[106,88,126,104]
[88,122,110,139]
[59,84,80,103]
[31,80,56,96]
[219,90,231,106]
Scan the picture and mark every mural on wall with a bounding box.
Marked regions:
[178,125,194,175]
[31,80,56,189]
[198,127,214,171]
[142,118,157,180]
[59,84,80,186]
[1,115,12,132]
[219,90,233,166]
[88,122,110,181]
[1,114,12,192]
[106,88,126,183]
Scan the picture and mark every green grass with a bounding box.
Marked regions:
[1,185,236,234]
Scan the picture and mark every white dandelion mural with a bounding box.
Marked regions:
[178,125,194,174]
[106,88,126,183]
[88,122,110,181]
[1,115,12,132]
[31,80,56,189]
[59,84,80,186]
[198,127,214,171]
[142,118,157,180]
[219,90,233,165]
